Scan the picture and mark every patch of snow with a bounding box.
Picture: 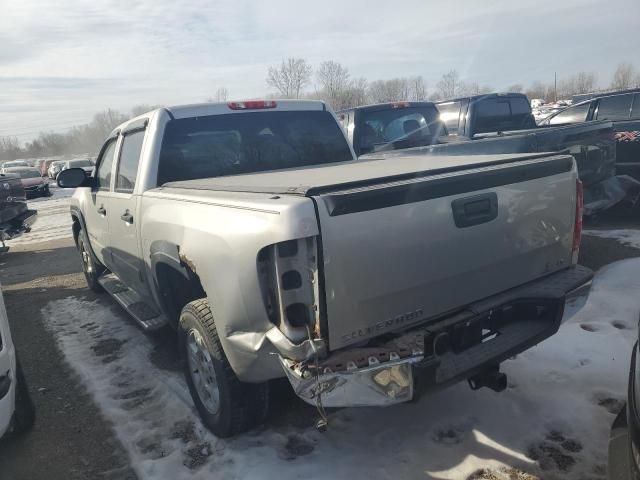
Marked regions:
[584,229,640,249]
[6,189,74,245]
[42,259,640,479]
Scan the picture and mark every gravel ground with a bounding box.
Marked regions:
[0,189,637,479]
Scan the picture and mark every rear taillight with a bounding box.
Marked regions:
[391,102,410,109]
[257,237,320,344]
[227,100,277,110]
[572,178,583,265]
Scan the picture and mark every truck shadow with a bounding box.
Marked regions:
[0,242,80,287]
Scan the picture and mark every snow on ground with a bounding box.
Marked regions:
[584,229,640,249]
[41,260,640,480]
[6,187,74,245]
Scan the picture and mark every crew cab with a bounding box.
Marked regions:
[436,93,537,138]
[58,100,592,437]
[541,90,640,182]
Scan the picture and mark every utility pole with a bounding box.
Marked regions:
[554,72,557,102]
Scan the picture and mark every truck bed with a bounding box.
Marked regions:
[165,151,578,351]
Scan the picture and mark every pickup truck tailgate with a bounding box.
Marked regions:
[313,154,577,350]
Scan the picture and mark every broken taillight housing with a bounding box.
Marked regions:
[257,237,320,344]
[572,178,584,265]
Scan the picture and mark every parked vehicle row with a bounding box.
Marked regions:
[0,167,50,199]
[339,94,634,214]
[58,99,592,438]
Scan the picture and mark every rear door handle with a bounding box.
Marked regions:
[120,212,134,224]
[97,206,106,216]
[451,192,498,228]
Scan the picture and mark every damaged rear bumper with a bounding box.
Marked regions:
[280,265,593,408]
[0,209,37,244]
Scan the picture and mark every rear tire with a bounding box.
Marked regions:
[11,358,35,434]
[179,299,269,437]
[77,229,104,293]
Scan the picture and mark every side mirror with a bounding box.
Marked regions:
[57,168,93,188]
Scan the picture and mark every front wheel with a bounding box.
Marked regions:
[179,299,269,437]
[77,229,104,293]
[11,358,35,434]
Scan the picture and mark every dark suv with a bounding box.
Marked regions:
[542,91,640,181]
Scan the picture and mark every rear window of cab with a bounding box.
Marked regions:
[157,110,353,185]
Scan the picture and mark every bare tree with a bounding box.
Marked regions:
[267,58,312,98]
[573,72,597,94]
[409,76,427,101]
[367,78,410,103]
[611,63,636,90]
[316,61,350,109]
[343,77,369,108]
[0,136,22,160]
[507,84,523,93]
[436,70,460,99]
[556,72,597,99]
[458,81,493,96]
[526,81,549,101]
[92,109,128,137]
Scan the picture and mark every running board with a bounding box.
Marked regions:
[98,273,168,331]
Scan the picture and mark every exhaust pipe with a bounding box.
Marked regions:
[468,367,507,393]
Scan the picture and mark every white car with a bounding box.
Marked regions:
[0,284,34,438]
[61,159,94,176]
[1,161,29,170]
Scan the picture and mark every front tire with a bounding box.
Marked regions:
[179,299,269,437]
[77,229,104,293]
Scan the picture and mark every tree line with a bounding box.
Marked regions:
[266,58,640,108]
[2,61,639,161]
[0,105,157,161]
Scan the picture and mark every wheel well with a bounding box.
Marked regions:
[155,262,206,327]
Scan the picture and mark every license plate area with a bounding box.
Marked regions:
[428,299,561,357]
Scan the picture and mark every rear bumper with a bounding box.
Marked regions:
[24,184,49,198]
[0,209,37,242]
[281,265,593,408]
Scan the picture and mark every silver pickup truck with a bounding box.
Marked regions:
[57,100,593,437]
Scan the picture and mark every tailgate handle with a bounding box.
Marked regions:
[451,193,498,228]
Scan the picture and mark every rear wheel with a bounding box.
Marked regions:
[179,299,269,437]
[77,229,104,293]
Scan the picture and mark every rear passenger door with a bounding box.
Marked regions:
[596,94,633,120]
[107,124,149,296]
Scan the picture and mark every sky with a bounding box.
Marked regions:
[1,0,638,142]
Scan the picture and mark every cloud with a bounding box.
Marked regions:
[1,0,638,141]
